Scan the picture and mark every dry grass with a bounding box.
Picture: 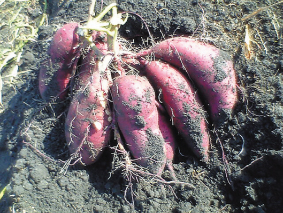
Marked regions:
[0,0,47,110]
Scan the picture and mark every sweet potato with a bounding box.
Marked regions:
[138,37,237,126]
[158,111,176,164]
[142,60,210,161]
[65,45,111,166]
[39,57,79,101]
[73,31,108,92]
[39,23,81,101]
[112,75,167,174]
[49,22,81,61]
[158,110,177,179]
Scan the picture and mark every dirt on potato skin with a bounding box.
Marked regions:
[0,0,283,212]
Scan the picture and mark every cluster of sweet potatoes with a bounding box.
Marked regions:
[39,22,237,175]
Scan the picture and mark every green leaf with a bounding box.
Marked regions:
[0,186,7,200]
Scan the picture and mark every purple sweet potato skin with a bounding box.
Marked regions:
[158,111,176,163]
[39,57,78,101]
[112,75,166,174]
[139,37,237,125]
[73,32,108,92]
[65,43,111,165]
[49,23,80,61]
[143,60,210,161]
[39,23,81,101]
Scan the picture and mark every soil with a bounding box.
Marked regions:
[1,0,283,212]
